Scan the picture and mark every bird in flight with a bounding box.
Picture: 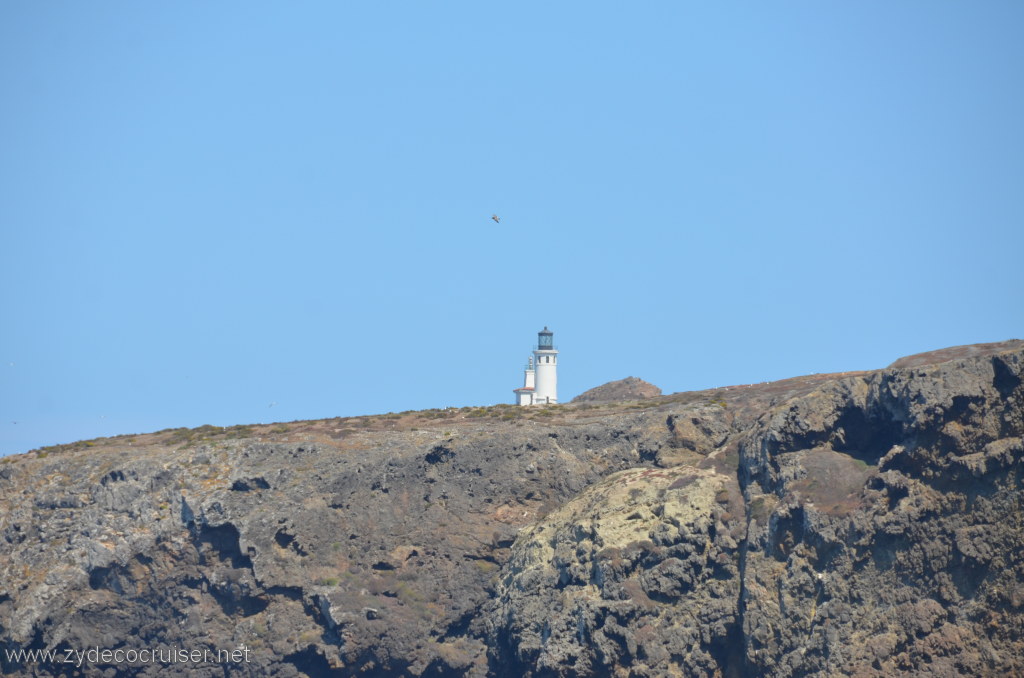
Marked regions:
[491,214,500,224]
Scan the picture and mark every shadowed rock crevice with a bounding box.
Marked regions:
[274,528,309,556]
[425,443,455,464]
[88,566,126,594]
[231,476,271,491]
[196,522,252,569]
[992,355,1022,398]
[285,645,343,678]
[830,405,905,465]
[208,578,270,617]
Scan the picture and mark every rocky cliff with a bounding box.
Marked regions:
[1,341,1022,677]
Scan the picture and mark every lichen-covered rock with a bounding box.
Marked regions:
[487,464,741,677]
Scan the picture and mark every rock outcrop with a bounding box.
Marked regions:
[571,377,662,403]
[736,347,1024,677]
[1,342,1021,676]
[887,339,1024,369]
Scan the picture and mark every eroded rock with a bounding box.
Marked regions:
[0,342,1021,677]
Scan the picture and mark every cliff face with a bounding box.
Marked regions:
[737,348,1024,676]
[1,343,1022,677]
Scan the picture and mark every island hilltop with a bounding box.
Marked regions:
[1,340,1022,677]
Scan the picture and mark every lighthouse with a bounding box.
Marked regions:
[513,327,558,405]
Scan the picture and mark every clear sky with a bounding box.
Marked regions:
[2,2,1022,456]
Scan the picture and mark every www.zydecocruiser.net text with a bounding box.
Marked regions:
[4,645,252,669]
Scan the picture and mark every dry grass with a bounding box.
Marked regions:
[10,367,878,467]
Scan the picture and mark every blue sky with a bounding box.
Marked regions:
[2,2,1022,456]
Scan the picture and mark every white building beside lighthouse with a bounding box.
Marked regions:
[513,327,558,405]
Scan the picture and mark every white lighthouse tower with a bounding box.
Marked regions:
[513,327,558,405]
[533,327,558,404]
